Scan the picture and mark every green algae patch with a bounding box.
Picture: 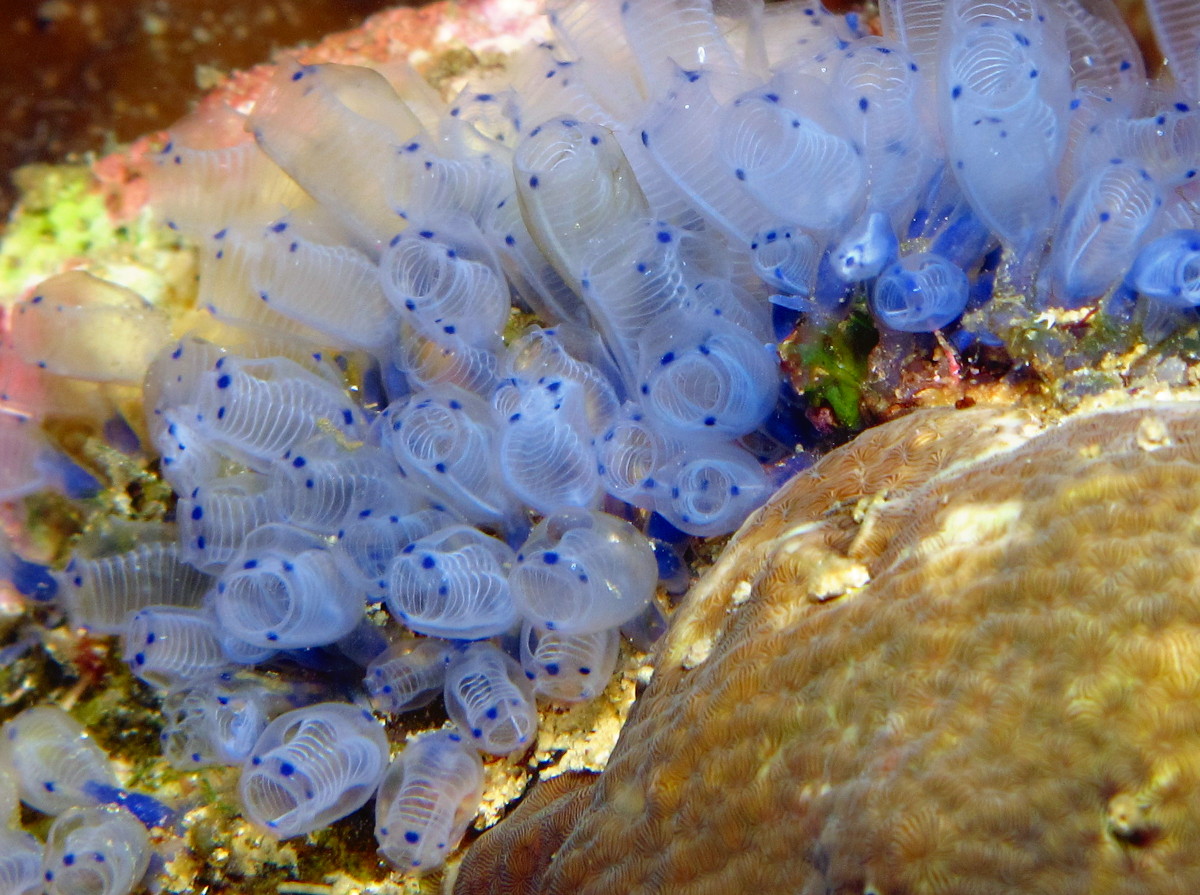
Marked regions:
[780,308,878,430]
[0,164,112,298]
[0,161,196,310]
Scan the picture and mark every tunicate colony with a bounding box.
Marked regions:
[2,0,1200,889]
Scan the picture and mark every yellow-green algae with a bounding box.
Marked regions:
[0,162,194,309]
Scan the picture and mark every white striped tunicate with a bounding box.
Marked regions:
[443,641,538,755]
[239,702,389,839]
[0,706,118,816]
[871,251,971,332]
[509,508,657,634]
[213,523,364,649]
[159,671,290,769]
[41,806,150,895]
[374,728,484,874]
[121,605,227,688]
[0,827,42,895]
[385,525,517,640]
[56,537,211,634]
[364,637,456,715]
[1125,229,1200,308]
[519,621,621,704]
[264,442,416,536]
[379,384,524,532]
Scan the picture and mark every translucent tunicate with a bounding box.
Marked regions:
[494,376,604,514]
[0,744,17,826]
[651,441,771,537]
[639,66,770,244]
[871,252,970,332]
[379,225,511,346]
[1051,160,1162,306]
[719,87,865,234]
[11,272,171,385]
[833,38,935,225]
[519,621,620,704]
[145,119,310,238]
[364,637,456,714]
[752,227,821,295]
[380,385,523,532]
[337,508,460,583]
[596,404,680,511]
[248,61,423,249]
[374,728,484,874]
[509,509,657,634]
[940,17,1070,258]
[265,443,416,536]
[442,642,538,755]
[1126,229,1200,308]
[159,671,294,769]
[0,706,118,816]
[636,311,778,439]
[178,474,274,573]
[513,117,648,287]
[1145,0,1200,88]
[832,211,900,282]
[576,219,689,382]
[121,606,227,688]
[0,827,42,895]
[239,702,389,839]
[185,354,364,469]
[385,525,517,640]
[249,223,394,350]
[619,0,742,93]
[57,539,212,634]
[214,524,363,649]
[505,325,623,424]
[42,806,151,895]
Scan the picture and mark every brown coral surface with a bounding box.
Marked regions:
[457,397,1200,895]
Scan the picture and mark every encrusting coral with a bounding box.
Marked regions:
[456,395,1200,895]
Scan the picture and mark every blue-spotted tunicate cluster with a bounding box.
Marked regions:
[8,0,1200,882]
[0,706,173,895]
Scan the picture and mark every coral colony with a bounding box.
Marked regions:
[1,0,1200,890]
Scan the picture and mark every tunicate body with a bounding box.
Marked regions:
[520,622,621,704]
[239,702,389,839]
[374,728,484,874]
[214,523,363,649]
[443,641,538,755]
[651,441,772,537]
[0,827,41,895]
[0,706,118,816]
[636,310,778,439]
[380,384,523,532]
[41,806,150,895]
[1051,159,1162,306]
[57,539,211,634]
[509,509,656,634]
[121,605,227,688]
[159,671,291,769]
[871,252,970,331]
[365,637,456,715]
[385,525,517,640]
[1125,229,1200,308]
[494,376,605,514]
